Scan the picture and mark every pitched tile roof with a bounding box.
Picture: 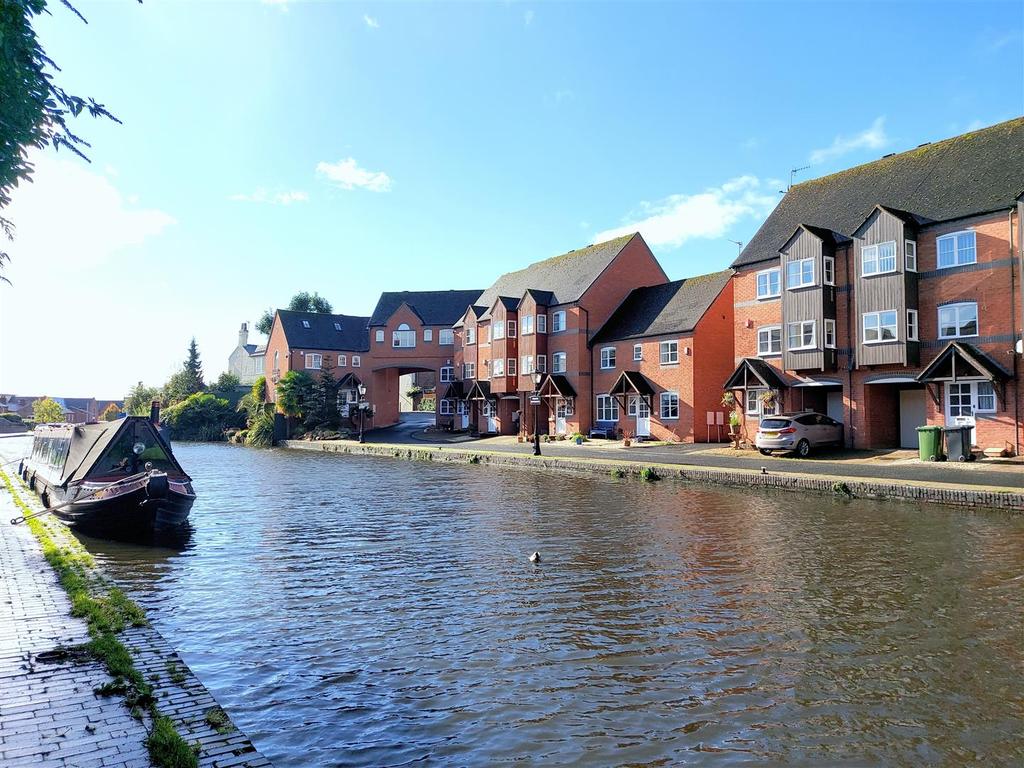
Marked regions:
[591,269,733,344]
[275,310,370,352]
[368,290,483,327]
[734,116,1024,268]
[473,233,640,309]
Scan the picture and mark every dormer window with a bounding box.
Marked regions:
[862,241,897,276]
[785,258,814,289]
[393,323,416,348]
[302,320,311,328]
[334,322,342,331]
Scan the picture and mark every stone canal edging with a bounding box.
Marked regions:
[0,469,271,768]
[282,440,1024,513]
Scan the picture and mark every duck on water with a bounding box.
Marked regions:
[17,401,195,536]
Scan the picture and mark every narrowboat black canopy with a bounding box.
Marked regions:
[35,417,190,488]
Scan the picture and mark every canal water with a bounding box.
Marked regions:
[53,444,1024,765]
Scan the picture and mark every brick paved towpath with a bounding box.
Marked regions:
[0,475,271,768]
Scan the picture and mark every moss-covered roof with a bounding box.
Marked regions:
[734,116,1024,268]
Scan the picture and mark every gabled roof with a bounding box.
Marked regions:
[538,374,577,399]
[368,290,483,327]
[524,289,555,305]
[466,380,493,401]
[917,341,1010,383]
[608,371,656,399]
[724,358,793,391]
[591,270,733,344]
[474,233,641,309]
[274,310,371,352]
[734,117,1024,268]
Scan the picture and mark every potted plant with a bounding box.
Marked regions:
[721,391,735,408]
[760,389,778,412]
[623,430,634,448]
[728,410,742,449]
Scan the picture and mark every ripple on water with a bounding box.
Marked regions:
[69,443,1024,768]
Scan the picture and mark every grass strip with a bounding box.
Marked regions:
[1,468,198,768]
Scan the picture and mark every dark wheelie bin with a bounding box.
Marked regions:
[943,425,974,462]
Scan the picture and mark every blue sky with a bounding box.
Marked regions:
[1,1,1021,398]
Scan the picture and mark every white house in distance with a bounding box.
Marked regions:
[228,322,267,385]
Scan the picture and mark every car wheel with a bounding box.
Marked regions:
[795,439,811,458]
[759,448,772,456]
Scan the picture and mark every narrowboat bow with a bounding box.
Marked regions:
[19,402,195,536]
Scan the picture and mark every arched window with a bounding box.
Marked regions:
[393,323,416,348]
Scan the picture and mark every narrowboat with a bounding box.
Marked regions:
[19,402,195,536]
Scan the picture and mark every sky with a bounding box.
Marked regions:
[0,0,1021,399]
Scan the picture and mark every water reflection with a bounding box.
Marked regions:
[82,443,1024,767]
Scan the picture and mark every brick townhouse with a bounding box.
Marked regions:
[365,289,482,427]
[725,117,1023,455]
[446,233,668,436]
[589,270,734,442]
[264,310,371,422]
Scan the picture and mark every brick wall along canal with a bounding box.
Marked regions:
[40,442,1024,765]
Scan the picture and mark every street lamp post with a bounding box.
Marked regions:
[357,384,367,444]
[531,371,543,456]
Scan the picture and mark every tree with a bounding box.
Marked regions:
[100,403,121,421]
[303,360,341,430]
[161,392,233,441]
[210,371,240,396]
[125,381,159,416]
[1,1,130,284]
[256,292,333,335]
[275,370,314,419]
[32,397,64,423]
[182,338,204,392]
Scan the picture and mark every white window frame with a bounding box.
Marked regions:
[492,322,505,340]
[507,320,517,338]
[938,302,979,339]
[521,355,534,374]
[439,328,454,346]
[301,320,311,329]
[861,241,897,276]
[492,358,505,377]
[823,256,835,286]
[352,355,361,368]
[862,310,899,344]
[824,319,836,349]
[756,268,781,299]
[375,329,385,343]
[464,362,475,379]
[977,381,996,413]
[521,315,534,335]
[633,344,643,362]
[536,314,547,334]
[905,240,918,272]
[337,354,347,367]
[466,327,476,345]
[659,391,679,420]
[537,354,547,373]
[600,347,616,370]
[907,309,919,342]
[787,320,816,351]
[937,231,977,269]
[393,323,416,348]
[439,399,453,416]
[551,311,566,332]
[659,340,679,365]
[757,326,782,356]
[552,352,567,374]
[305,353,322,370]
[745,388,780,417]
[333,322,343,331]
[596,394,619,422]
[507,358,516,377]
[423,328,433,342]
[786,258,815,289]
[440,366,454,383]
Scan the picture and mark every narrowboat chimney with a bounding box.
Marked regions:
[150,400,161,425]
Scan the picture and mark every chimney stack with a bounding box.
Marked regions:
[239,322,249,348]
[150,400,161,425]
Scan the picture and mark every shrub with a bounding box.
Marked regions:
[162,393,233,441]
[0,412,23,423]
[639,466,661,482]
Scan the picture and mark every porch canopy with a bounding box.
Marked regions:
[439,380,466,401]
[917,341,1009,383]
[608,370,655,408]
[337,372,363,389]
[537,374,577,400]
[466,380,494,401]
[723,357,791,391]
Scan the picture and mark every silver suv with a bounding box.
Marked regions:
[755,412,844,457]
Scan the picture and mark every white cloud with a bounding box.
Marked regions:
[524,10,534,26]
[809,117,888,164]
[593,176,777,249]
[316,158,392,192]
[229,188,309,205]
[4,152,175,267]
[364,14,379,28]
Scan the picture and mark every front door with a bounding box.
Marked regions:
[945,382,977,444]
[555,400,569,435]
[484,402,498,433]
[634,397,651,437]
[456,400,469,429]
[898,388,927,449]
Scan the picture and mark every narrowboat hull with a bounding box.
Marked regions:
[56,485,195,535]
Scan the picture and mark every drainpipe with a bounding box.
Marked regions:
[1015,203,1023,454]
[581,305,592,434]
[845,242,855,449]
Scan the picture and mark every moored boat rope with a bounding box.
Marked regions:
[9,471,152,526]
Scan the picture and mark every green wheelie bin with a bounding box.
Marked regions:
[916,425,944,462]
